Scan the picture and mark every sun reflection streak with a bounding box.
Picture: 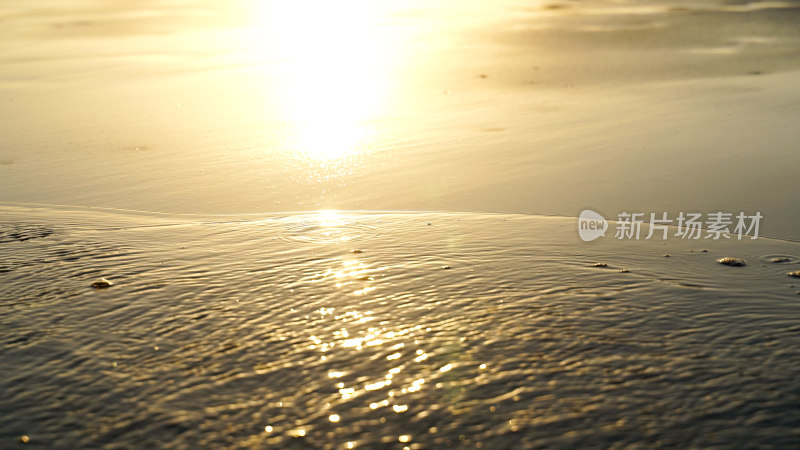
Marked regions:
[292,248,479,433]
[251,0,388,163]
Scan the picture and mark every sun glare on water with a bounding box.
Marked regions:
[249,0,390,163]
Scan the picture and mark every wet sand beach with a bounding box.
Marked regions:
[2,0,800,448]
[1,0,800,237]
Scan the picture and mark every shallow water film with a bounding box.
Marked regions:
[3,206,800,448]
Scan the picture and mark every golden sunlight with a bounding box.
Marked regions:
[315,209,345,228]
[251,0,389,162]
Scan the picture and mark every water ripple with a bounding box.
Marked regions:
[2,206,800,448]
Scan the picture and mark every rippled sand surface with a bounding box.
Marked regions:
[3,205,800,448]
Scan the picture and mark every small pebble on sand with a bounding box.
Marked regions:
[91,278,112,289]
[718,257,746,267]
[788,271,800,278]
[593,263,608,268]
